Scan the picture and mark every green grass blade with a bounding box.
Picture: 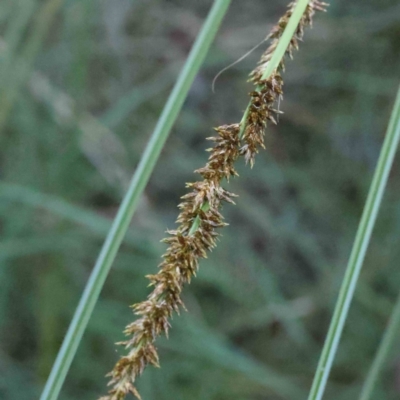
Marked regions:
[307,84,400,400]
[359,290,400,400]
[39,1,231,399]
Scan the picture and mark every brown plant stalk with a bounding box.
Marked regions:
[100,1,327,399]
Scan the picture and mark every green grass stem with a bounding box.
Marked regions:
[238,0,312,138]
[39,1,231,399]
[359,290,400,400]
[307,84,400,400]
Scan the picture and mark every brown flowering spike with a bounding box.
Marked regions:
[195,123,240,181]
[99,2,327,399]
[241,0,328,167]
[250,1,328,84]
[241,73,284,167]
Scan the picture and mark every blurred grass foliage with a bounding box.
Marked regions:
[1,1,400,400]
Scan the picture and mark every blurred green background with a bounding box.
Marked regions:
[1,0,400,399]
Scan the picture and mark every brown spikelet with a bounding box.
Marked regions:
[99,2,327,399]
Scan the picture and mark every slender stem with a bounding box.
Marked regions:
[359,290,400,400]
[307,85,400,400]
[39,2,231,399]
[261,0,310,81]
[238,0,311,139]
